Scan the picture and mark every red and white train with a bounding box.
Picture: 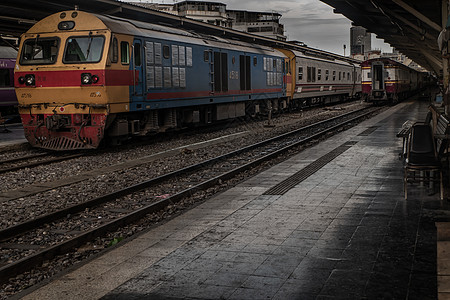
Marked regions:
[361,57,428,104]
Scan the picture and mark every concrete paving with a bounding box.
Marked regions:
[21,100,442,299]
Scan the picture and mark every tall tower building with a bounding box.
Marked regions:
[350,26,371,56]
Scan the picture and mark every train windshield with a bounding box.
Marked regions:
[20,37,59,65]
[63,35,104,63]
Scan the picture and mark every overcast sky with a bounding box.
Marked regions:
[133,0,393,55]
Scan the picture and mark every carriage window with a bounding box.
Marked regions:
[318,69,321,81]
[333,70,336,81]
[20,37,59,65]
[163,45,170,59]
[298,67,303,80]
[343,72,345,79]
[0,69,10,87]
[120,41,129,64]
[325,69,329,81]
[64,36,104,63]
[348,72,350,80]
[339,72,341,80]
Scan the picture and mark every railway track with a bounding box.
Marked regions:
[0,152,85,174]
[0,106,380,284]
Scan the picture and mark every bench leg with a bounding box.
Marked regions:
[404,168,408,200]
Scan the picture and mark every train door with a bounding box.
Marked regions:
[372,63,384,91]
[239,54,251,91]
[213,51,228,93]
[131,38,145,101]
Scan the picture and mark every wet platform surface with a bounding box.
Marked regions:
[22,100,444,299]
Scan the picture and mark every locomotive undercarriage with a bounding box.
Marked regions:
[105,98,289,145]
[20,112,107,150]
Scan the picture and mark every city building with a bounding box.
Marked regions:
[350,26,371,56]
[132,1,286,41]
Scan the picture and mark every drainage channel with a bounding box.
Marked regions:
[263,141,358,195]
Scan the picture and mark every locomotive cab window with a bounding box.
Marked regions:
[20,37,60,65]
[121,41,129,64]
[64,35,105,63]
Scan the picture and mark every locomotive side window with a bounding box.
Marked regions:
[20,37,59,65]
[204,50,209,62]
[121,41,129,64]
[253,56,257,66]
[64,36,104,63]
[111,37,118,63]
[163,45,170,59]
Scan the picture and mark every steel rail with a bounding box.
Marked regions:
[0,153,84,174]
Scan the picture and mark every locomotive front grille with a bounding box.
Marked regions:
[38,136,95,151]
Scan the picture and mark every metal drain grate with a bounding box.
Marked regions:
[357,126,379,136]
[263,141,358,195]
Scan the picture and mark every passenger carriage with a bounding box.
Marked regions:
[278,48,361,108]
[361,57,425,104]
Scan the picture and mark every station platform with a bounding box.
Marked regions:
[0,122,27,149]
[20,100,443,299]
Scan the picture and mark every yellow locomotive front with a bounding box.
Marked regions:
[15,11,130,150]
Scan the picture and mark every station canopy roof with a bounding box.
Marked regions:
[320,0,444,74]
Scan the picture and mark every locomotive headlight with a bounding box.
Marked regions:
[18,77,25,84]
[81,73,92,85]
[25,74,35,86]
